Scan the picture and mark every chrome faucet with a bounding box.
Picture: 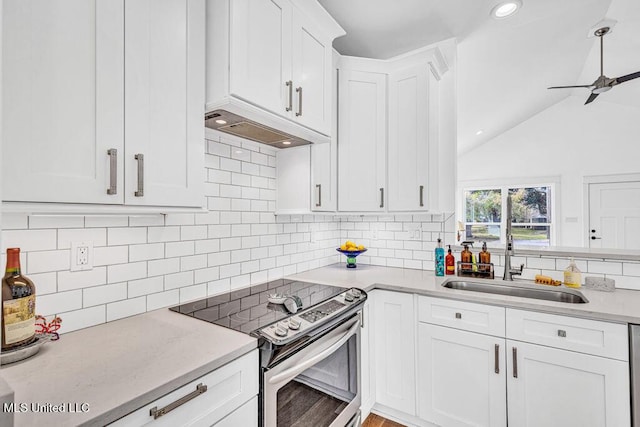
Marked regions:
[503,194,524,281]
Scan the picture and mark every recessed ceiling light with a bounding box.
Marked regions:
[215,119,227,125]
[491,1,521,19]
[476,130,484,136]
[282,141,292,145]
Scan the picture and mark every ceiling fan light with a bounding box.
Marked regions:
[491,1,522,19]
[592,86,612,94]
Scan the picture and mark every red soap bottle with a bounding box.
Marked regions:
[445,245,455,275]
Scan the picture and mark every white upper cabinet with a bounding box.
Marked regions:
[207,0,343,139]
[2,0,125,204]
[2,0,205,209]
[124,0,204,207]
[291,7,332,134]
[337,69,387,212]
[227,0,293,117]
[388,64,433,211]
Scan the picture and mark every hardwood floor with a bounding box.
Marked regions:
[362,413,406,427]
[276,380,347,427]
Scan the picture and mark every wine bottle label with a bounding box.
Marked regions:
[3,294,36,345]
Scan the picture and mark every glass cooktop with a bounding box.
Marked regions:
[169,279,345,334]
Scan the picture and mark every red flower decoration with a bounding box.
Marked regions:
[35,315,62,341]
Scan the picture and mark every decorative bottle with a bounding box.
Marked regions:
[445,246,455,275]
[461,244,472,271]
[2,248,36,350]
[479,241,491,272]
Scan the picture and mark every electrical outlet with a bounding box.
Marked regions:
[70,241,93,272]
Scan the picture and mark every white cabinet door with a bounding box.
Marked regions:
[417,323,507,427]
[2,0,124,204]
[374,290,415,415]
[507,340,630,427]
[291,8,331,135]
[124,0,204,207]
[215,396,257,427]
[228,0,292,118]
[338,70,386,212]
[311,142,336,212]
[388,65,430,211]
[276,145,310,214]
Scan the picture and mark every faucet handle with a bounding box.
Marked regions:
[518,264,524,273]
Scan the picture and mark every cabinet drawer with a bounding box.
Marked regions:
[506,309,628,361]
[418,296,505,337]
[110,349,258,426]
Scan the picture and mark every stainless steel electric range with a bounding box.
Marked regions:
[170,279,367,427]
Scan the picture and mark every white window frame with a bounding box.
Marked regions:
[458,177,559,247]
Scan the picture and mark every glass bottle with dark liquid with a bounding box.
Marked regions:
[2,248,36,350]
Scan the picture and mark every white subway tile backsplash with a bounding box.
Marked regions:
[148,258,180,277]
[195,239,220,255]
[179,284,207,303]
[2,213,28,230]
[220,237,241,251]
[207,140,230,157]
[83,282,127,307]
[29,272,57,295]
[28,250,70,274]
[165,214,196,226]
[29,216,84,229]
[220,263,241,279]
[94,246,129,266]
[208,251,231,267]
[107,297,146,322]
[180,225,208,241]
[165,271,194,290]
[207,278,231,296]
[231,274,251,290]
[166,241,195,258]
[220,157,241,172]
[526,257,556,270]
[180,254,207,272]
[128,215,165,227]
[58,228,106,249]
[624,263,640,277]
[58,267,107,292]
[147,290,180,311]
[587,260,623,275]
[59,306,106,333]
[148,226,181,243]
[194,211,220,225]
[108,227,147,246]
[128,277,164,298]
[107,262,147,284]
[195,267,220,284]
[129,243,164,262]
[3,229,57,252]
[38,290,83,316]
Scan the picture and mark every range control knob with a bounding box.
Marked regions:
[344,291,354,302]
[274,326,288,337]
[288,318,301,330]
[352,289,361,299]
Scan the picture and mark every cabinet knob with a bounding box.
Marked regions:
[455,312,462,319]
[557,329,567,337]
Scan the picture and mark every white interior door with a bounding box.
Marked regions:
[124,0,204,207]
[588,181,640,249]
[2,0,124,204]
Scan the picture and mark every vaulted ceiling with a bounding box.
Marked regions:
[319,0,640,154]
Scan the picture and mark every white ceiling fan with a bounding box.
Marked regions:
[548,26,640,105]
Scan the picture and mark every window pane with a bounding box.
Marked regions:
[508,187,551,224]
[512,225,550,246]
[465,224,501,243]
[465,189,501,222]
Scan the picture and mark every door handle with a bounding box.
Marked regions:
[134,154,144,197]
[495,344,500,374]
[285,81,293,112]
[107,149,117,195]
[379,188,384,208]
[149,383,207,419]
[419,185,424,207]
[296,86,303,117]
[512,347,518,378]
[591,236,601,240]
[315,184,321,207]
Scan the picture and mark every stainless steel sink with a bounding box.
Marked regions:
[442,280,589,304]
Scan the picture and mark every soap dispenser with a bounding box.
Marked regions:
[479,241,491,272]
[564,258,582,288]
[461,244,472,271]
[435,238,445,276]
[445,246,455,275]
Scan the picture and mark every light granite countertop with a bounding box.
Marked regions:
[0,309,257,427]
[286,263,640,324]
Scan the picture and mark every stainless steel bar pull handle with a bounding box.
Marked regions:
[512,347,518,378]
[107,149,117,195]
[286,81,293,112]
[419,185,424,207]
[316,184,322,207]
[134,154,144,197]
[149,383,207,419]
[296,86,303,116]
[379,188,384,208]
[495,344,500,374]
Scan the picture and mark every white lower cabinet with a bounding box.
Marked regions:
[373,290,416,416]
[413,296,630,427]
[417,323,506,427]
[507,340,630,427]
[109,349,258,426]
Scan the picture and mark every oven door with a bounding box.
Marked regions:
[263,313,361,427]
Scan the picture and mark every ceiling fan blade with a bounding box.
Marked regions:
[548,85,593,89]
[615,71,640,84]
[585,93,599,105]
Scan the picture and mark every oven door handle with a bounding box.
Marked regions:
[268,317,361,385]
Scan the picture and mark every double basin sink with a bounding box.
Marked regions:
[442,280,588,304]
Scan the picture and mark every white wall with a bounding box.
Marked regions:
[458,94,640,247]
